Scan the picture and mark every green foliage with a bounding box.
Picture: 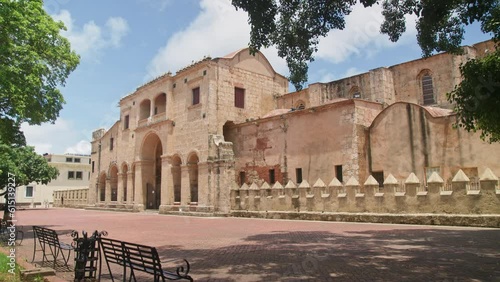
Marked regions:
[447,49,500,143]
[380,0,499,56]
[233,0,498,89]
[0,143,59,192]
[233,0,378,90]
[0,0,80,143]
[234,0,500,142]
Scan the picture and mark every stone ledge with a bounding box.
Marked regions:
[21,268,56,280]
[85,206,137,213]
[230,211,500,228]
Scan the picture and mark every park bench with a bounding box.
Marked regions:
[100,237,193,281]
[32,226,74,268]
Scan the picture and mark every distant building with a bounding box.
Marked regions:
[1,153,91,208]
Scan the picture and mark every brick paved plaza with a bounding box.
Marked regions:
[13,208,500,281]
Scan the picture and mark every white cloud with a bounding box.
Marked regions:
[343,67,362,78]
[65,140,91,155]
[146,0,288,79]
[316,69,337,83]
[51,10,129,59]
[316,3,417,64]
[21,119,91,155]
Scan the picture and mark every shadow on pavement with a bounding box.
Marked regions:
[155,229,500,281]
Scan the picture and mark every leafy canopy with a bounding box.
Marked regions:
[233,0,500,142]
[0,142,59,193]
[232,0,499,89]
[0,0,80,145]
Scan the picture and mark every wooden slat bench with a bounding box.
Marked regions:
[32,226,74,269]
[100,237,193,281]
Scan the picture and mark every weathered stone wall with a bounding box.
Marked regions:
[369,102,500,182]
[279,40,495,111]
[277,89,310,110]
[227,100,383,187]
[230,169,500,227]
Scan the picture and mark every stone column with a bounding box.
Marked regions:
[105,178,111,204]
[88,177,97,205]
[133,161,144,211]
[126,172,134,204]
[197,162,209,208]
[160,155,172,210]
[117,172,124,204]
[181,165,190,205]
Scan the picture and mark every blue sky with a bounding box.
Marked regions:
[22,0,492,155]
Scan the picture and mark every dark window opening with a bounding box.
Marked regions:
[192,87,200,105]
[74,158,81,163]
[235,87,245,108]
[66,157,72,162]
[110,137,114,151]
[269,169,276,184]
[335,165,343,183]
[25,186,33,198]
[68,171,75,179]
[372,171,384,187]
[91,161,95,173]
[76,171,83,180]
[296,168,303,184]
[239,171,246,186]
[124,115,129,129]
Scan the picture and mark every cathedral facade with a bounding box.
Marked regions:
[89,40,500,215]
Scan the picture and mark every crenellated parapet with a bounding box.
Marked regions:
[230,168,500,215]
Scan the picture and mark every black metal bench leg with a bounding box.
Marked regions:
[31,234,38,263]
[60,248,71,268]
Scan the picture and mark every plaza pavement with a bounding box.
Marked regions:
[12,208,500,281]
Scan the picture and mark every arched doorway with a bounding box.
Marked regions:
[98,173,106,202]
[171,155,182,203]
[187,153,199,203]
[131,164,135,202]
[141,133,162,209]
[110,165,118,201]
[122,163,128,202]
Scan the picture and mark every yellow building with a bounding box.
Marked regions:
[1,154,91,208]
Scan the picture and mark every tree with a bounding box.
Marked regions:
[0,0,80,143]
[447,49,500,143]
[0,142,59,220]
[233,0,500,141]
[232,0,377,89]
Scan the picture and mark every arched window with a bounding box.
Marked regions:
[349,86,361,99]
[139,99,151,120]
[295,100,305,110]
[421,72,435,105]
[154,93,166,115]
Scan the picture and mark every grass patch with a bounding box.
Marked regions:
[0,251,22,281]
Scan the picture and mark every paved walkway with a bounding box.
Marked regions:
[12,208,500,281]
